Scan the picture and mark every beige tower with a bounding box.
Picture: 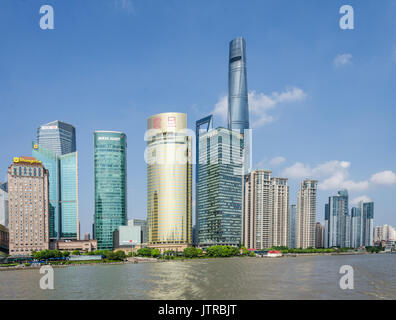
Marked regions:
[296,179,318,249]
[146,112,192,251]
[243,170,289,249]
[8,157,50,255]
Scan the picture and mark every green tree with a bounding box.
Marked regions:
[71,250,80,256]
[137,247,153,257]
[151,248,161,258]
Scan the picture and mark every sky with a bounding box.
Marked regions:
[0,0,395,236]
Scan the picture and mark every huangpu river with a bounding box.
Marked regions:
[1,254,396,300]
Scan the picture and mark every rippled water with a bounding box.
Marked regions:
[1,254,396,299]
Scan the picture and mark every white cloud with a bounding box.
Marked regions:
[269,156,286,166]
[283,160,396,192]
[114,0,135,14]
[212,87,306,128]
[350,195,372,206]
[334,53,352,67]
[370,170,396,185]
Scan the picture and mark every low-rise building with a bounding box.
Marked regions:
[50,239,97,252]
[0,224,9,254]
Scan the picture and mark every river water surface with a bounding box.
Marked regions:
[1,254,395,299]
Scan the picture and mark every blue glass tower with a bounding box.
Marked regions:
[94,131,127,250]
[228,37,249,133]
[33,120,79,240]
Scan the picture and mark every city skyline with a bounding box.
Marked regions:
[1,0,396,238]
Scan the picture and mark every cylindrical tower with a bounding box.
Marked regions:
[146,112,192,248]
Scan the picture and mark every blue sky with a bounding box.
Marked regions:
[0,0,395,236]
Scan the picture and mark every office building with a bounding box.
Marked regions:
[0,182,8,228]
[113,221,142,248]
[0,224,9,254]
[315,222,325,248]
[288,204,297,248]
[228,37,251,173]
[324,189,350,248]
[129,219,147,244]
[146,113,192,252]
[196,127,243,247]
[94,131,127,250]
[243,170,289,249]
[296,180,318,249]
[8,157,50,255]
[33,120,79,240]
[350,201,374,248]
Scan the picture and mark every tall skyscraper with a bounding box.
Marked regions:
[243,170,289,249]
[315,222,325,248]
[146,113,192,251]
[296,179,318,249]
[324,189,350,248]
[196,127,243,247]
[33,120,79,240]
[228,37,251,174]
[0,182,8,228]
[94,131,127,250]
[288,204,297,248]
[350,201,374,248]
[8,157,50,255]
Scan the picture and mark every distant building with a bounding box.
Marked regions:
[33,120,79,240]
[374,224,396,243]
[288,204,297,248]
[113,223,141,248]
[243,170,289,249]
[315,222,325,248]
[84,233,90,240]
[0,182,8,228]
[324,190,350,248]
[297,180,318,249]
[129,219,147,244]
[94,131,127,250]
[51,239,97,253]
[350,201,374,248]
[8,157,50,255]
[0,224,9,254]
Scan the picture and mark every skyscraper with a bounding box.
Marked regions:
[296,179,318,249]
[228,37,251,174]
[350,201,374,248]
[243,170,289,249]
[94,131,127,250]
[33,120,79,240]
[8,157,50,255]
[146,113,192,251]
[315,222,325,248]
[288,204,297,248]
[324,189,350,248]
[196,127,243,247]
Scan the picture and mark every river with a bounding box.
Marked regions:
[1,254,395,299]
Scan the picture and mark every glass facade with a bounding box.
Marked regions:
[197,127,243,247]
[146,113,192,245]
[37,120,76,156]
[94,131,127,250]
[288,204,297,248]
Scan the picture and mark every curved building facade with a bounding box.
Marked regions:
[94,131,127,250]
[146,113,192,248]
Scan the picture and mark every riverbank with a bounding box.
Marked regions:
[0,251,384,271]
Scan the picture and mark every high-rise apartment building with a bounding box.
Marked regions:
[243,170,289,249]
[350,201,374,248]
[33,120,79,240]
[315,222,325,248]
[296,180,318,249]
[94,131,127,250]
[324,189,350,248]
[374,224,396,243]
[0,182,8,228]
[8,157,50,255]
[196,127,243,247]
[146,113,192,251]
[288,204,297,249]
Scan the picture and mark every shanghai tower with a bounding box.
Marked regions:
[228,37,249,133]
